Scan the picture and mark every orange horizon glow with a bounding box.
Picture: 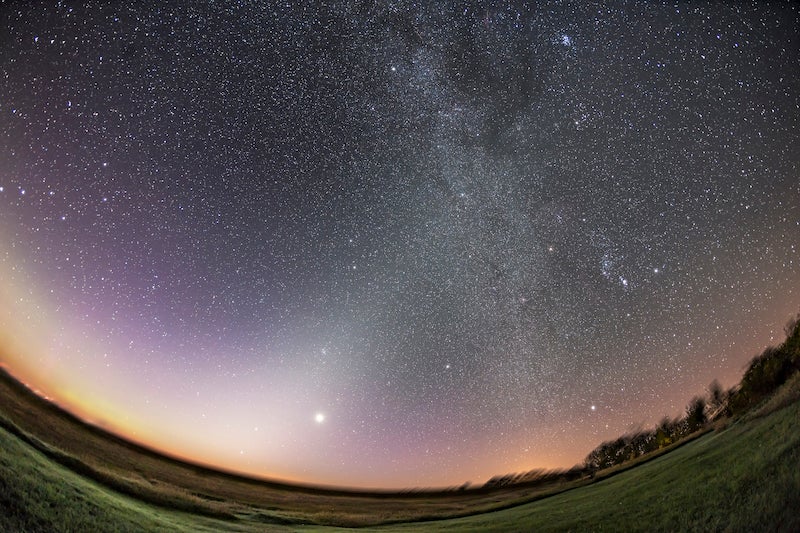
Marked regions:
[1,247,793,489]
[1,356,573,490]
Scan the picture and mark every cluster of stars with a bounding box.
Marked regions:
[0,2,798,488]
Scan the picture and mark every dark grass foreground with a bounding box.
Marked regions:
[372,375,800,532]
[1,373,799,532]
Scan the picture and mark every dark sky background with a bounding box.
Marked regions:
[1,1,798,488]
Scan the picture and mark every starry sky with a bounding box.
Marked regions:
[1,1,799,489]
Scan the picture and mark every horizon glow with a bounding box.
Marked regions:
[1,2,798,489]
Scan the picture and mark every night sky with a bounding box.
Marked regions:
[1,1,799,489]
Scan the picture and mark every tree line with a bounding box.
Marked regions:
[481,312,800,489]
[584,314,800,473]
[583,312,800,475]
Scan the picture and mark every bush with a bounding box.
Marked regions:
[727,313,800,416]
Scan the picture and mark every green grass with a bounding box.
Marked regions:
[2,387,799,532]
[364,393,800,532]
[0,424,247,533]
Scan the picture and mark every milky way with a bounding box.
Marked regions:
[1,2,798,488]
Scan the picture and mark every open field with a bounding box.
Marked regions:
[1,368,799,531]
[0,368,593,528]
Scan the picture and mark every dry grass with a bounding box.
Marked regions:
[1,367,799,531]
[0,368,590,527]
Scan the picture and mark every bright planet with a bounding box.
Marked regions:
[0,2,798,489]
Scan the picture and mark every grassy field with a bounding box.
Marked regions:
[1,369,799,531]
[0,367,606,527]
[371,386,800,532]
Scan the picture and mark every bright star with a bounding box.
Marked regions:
[315,412,325,424]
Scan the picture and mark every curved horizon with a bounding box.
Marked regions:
[1,2,798,489]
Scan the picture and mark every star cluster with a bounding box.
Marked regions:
[1,2,798,488]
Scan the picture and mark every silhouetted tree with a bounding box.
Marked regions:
[784,313,800,371]
[707,379,726,417]
[585,441,618,471]
[576,312,800,477]
[685,396,707,433]
[629,430,657,457]
[655,416,675,448]
[730,343,796,414]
